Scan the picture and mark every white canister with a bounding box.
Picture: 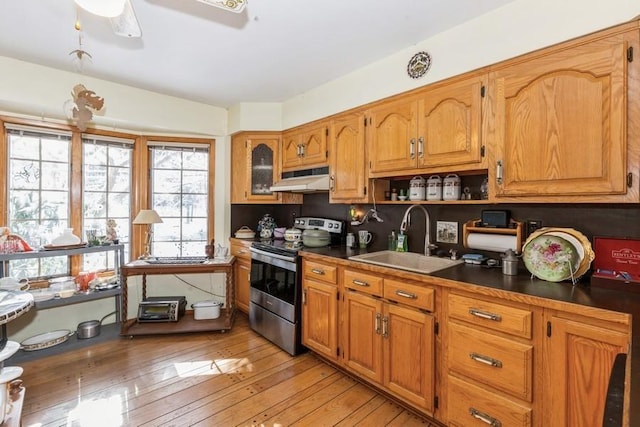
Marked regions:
[443,174,461,200]
[426,175,442,201]
[409,176,426,201]
[191,300,222,320]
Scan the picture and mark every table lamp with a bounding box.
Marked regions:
[132,209,163,259]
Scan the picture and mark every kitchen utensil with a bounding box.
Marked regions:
[0,278,29,292]
[502,249,519,275]
[284,227,302,242]
[426,175,442,201]
[443,174,461,200]
[191,300,222,320]
[214,244,229,259]
[77,311,116,339]
[409,176,426,201]
[20,330,74,351]
[234,226,256,239]
[302,229,331,247]
[358,230,372,248]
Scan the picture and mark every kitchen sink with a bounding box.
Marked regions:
[348,250,463,275]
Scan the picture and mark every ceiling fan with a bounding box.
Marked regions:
[74,0,247,38]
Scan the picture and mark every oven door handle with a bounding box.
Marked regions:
[249,247,297,263]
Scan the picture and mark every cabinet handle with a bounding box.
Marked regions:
[382,315,389,338]
[302,288,307,305]
[375,312,382,334]
[236,249,246,255]
[469,308,502,322]
[300,144,305,158]
[329,175,335,192]
[496,160,503,185]
[351,279,370,287]
[469,408,501,427]
[311,268,325,275]
[409,138,416,159]
[395,290,417,299]
[469,352,503,368]
[418,136,424,158]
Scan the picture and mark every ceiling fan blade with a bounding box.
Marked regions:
[195,0,247,13]
[110,0,142,37]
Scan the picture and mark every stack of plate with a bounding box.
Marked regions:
[522,228,594,282]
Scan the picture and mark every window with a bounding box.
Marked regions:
[82,135,133,271]
[148,143,210,257]
[5,125,72,279]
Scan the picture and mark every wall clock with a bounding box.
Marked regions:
[407,51,432,79]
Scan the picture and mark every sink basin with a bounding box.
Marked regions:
[348,250,463,275]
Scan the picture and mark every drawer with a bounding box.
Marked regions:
[229,239,252,260]
[448,322,533,401]
[448,293,532,339]
[448,375,532,427]
[384,278,434,312]
[343,268,383,297]
[303,259,338,285]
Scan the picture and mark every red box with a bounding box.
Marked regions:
[591,237,640,293]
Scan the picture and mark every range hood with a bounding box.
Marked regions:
[269,167,330,193]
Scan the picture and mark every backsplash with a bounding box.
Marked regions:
[231,193,640,259]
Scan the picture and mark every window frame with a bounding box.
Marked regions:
[1,116,216,280]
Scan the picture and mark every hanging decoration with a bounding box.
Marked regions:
[63,18,105,131]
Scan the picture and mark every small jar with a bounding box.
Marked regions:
[346,233,355,248]
[391,188,398,201]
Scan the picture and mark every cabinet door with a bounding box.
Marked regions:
[299,123,328,168]
[231,134,281,203]
[491,32,634,198]
[342,290,383,383]
[302,278,338,360]
[367,98,418,174]
[383,303,435,412]
[234,257,251,314]
[546,315,629,427]
[418,75,485,169]
[329,113,367,202]
[281,130,302,171]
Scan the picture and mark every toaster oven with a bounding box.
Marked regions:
[137,296,187,322]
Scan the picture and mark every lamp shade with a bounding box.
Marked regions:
[75,0,126,18]
[133,210,163,225]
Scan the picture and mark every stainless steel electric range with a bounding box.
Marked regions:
[248,217,344,355]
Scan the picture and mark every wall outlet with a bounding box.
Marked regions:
[526,219,543,236]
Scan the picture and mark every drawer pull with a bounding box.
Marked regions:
[352,279,370,287]
[395,290,417,299]
[469,308,502,322]
[469,408,501,427]
[375,312,382,335]
[310,268,325,275]
[469,352,503,368]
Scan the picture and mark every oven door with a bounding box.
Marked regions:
[249,248,298,322]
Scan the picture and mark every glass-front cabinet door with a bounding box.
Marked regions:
[231,133,281,203]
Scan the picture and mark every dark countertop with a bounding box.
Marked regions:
[300,246,639,427]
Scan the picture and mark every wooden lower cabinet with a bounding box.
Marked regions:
[229,238,252,314]
[342,279,435,413]
[301,258,339,361]
[545,312,630,427]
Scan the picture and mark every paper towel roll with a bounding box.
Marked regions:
[466,233,518,253]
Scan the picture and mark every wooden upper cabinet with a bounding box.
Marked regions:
[282,122,329,171]
[329,112,368,202]
[417,74,485,169]
[367,97,419,174]
[231,132,301,204]
[490,29,639,201]
[367,74,486,177]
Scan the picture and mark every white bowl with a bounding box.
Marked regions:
[56,289,75,298]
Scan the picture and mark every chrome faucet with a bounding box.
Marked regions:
[399,204,434,256]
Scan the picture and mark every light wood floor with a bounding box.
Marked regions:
[18,314,439,427]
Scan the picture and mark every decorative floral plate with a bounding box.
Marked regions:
[522,234,580,282]
[407,51,432,79]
